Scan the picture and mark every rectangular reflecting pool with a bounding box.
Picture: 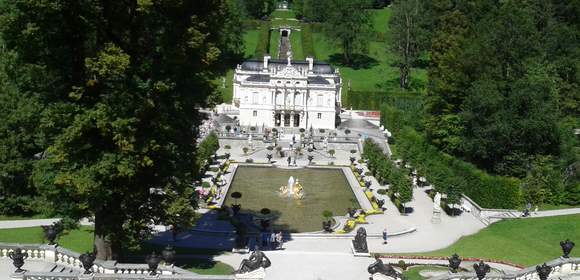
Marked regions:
[224,166,360,232]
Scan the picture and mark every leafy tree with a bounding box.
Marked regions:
[0,41,42,215]
[324,0,373,65]
[242,0,276,19]
[0,0,241,260]
[388,0,428,89]
[424,8,469,154]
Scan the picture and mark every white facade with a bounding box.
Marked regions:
[233,56,342,129]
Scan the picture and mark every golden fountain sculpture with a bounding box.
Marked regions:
[279,176,304,199]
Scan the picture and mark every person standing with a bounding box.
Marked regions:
[382,228,388,244]
[276,232,283,249]
[270,231,277,249]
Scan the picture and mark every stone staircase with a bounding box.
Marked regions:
[50,264,76,273]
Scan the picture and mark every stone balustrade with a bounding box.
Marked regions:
[0,242,185,277]
[429,257,580,280]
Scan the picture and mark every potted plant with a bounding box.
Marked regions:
[322,210,334,232]
[266,154,273,162]
[242,146,249,155]
[308,155,314,165]
[328,149,335,158]
[344,129,351,139]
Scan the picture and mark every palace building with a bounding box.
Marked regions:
[232,55,342,129]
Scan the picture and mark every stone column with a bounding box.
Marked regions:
[290,113,294,127]
[280,113,285,127]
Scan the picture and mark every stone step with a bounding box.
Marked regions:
[50,264,74,273]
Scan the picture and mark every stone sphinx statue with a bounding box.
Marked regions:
[368,257,402,280]
[352,227,368,253]
[236,250,271,274]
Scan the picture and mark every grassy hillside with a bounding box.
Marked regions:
[407,215,580,266]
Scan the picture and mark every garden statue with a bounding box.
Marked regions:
[433,192,442,211]
[536,263,552,280]
[42,221,63,245]
[8,248,28,273]
[560,239,575,258]
[145,252,162,276]
[473,261,490,280]
[162,245,176,265]
[79,251,96,274]
[448,253,462,273]
[236,250,271,274]
[367,257,402,279]
[352,227,368,253]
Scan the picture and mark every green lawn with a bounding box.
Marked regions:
[290,30,304,60]
[406,215,580,266]
[179,258,234,275]
[271,10,296,19]
[372,8,391,34]
[269,30,281,57]
[243,30,259,59]
[0,226,94,253]
[402,265,447,280]
[311,8,427,107]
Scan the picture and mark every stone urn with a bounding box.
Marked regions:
[473,261,490,280]
[560,239,575,258]
[322,220,332,232]
[42,222,62,245]
[448,253,461,273]
[232,204,241,215]
[79,252,96,274]
[145,252,162,276]
[162,245,176,265]
[536,263,552,280]
[8,248,28,273]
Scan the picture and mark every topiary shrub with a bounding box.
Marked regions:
[377,189,387,195]
[245,158,254,163]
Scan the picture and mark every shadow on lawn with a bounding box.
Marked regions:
[328,53,379,70]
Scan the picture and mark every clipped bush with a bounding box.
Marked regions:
[319,129,326,133]
[377,189,387,195]
[350,149,357,154]
[245,158,254,163]
[255,22,271,58]
[302,24,316,58]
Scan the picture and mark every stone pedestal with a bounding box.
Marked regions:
[235,267,265,280]
[78,273,95,280]
[10,272,24,280]
[431,209,441,224]
[39,244,58,262]
[350,242,371,257]
[371,273,397,280]
[232,247,250,254]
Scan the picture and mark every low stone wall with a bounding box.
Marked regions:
[0,243,202,279]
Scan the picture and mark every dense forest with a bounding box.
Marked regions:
[384,0,579,207]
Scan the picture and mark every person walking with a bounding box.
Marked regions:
[382,228,388,244]
[270,232,277,249]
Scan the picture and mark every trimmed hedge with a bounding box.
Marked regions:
[346,91,424,111]
[255,22,271,58]
[395,128,522,209]
[302,24,316,58]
